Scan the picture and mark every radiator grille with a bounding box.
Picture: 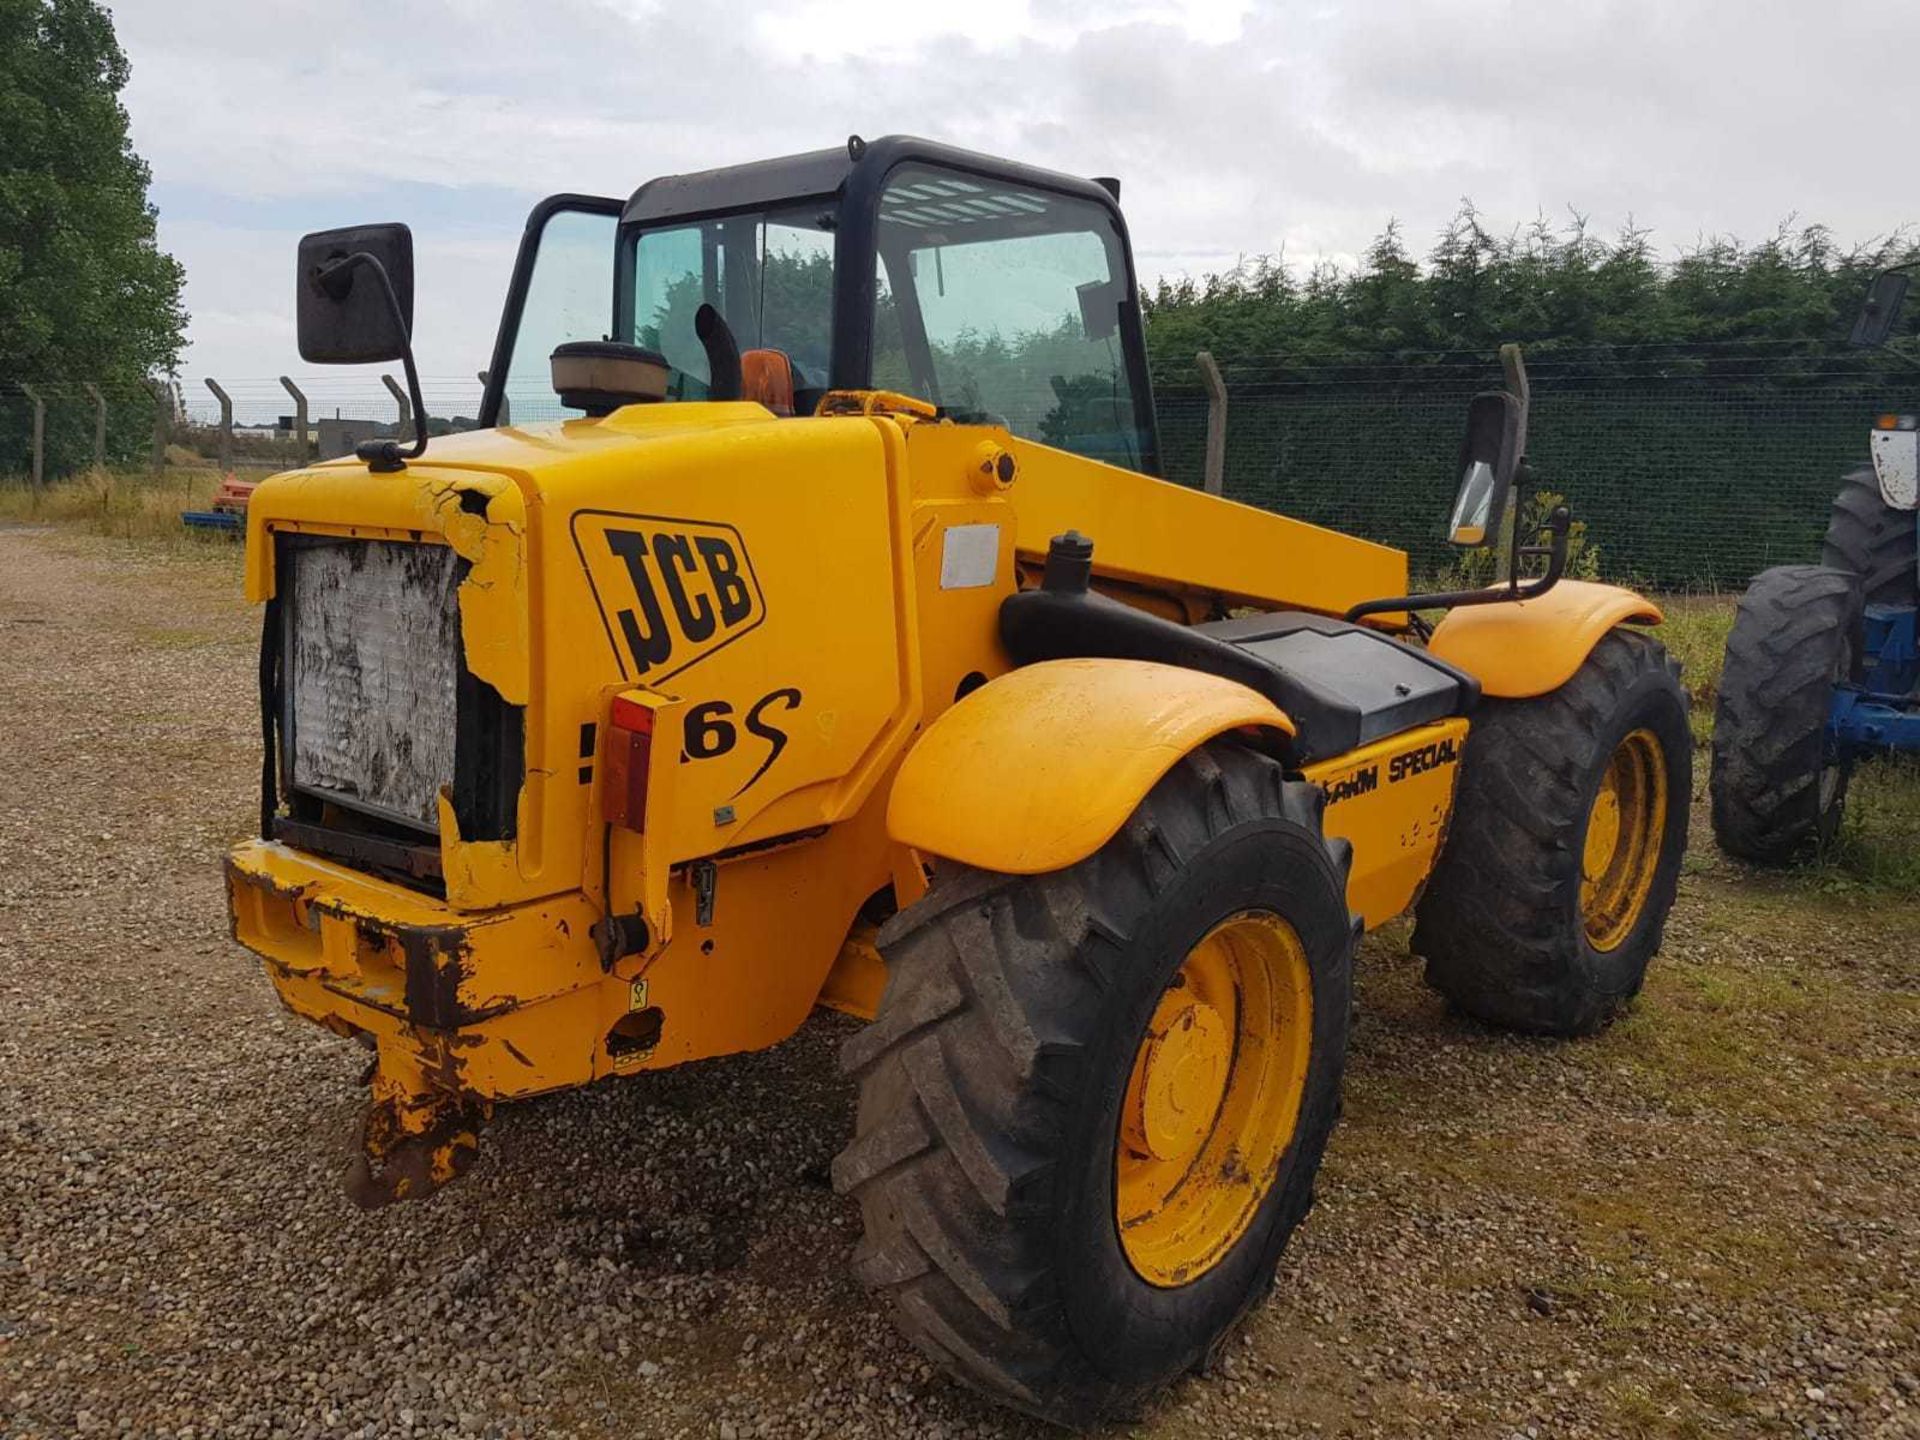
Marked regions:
[283,539,462,831]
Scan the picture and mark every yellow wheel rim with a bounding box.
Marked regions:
[1115,911,1313,1288]
[1580,728,1668,952]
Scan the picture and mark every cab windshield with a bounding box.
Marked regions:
[873,165,1145,468]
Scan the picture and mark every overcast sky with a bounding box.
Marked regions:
[112,0,1916,420]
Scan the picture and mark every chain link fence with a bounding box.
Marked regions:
[0,375,493,481]
[1155,342,1912,589]
[6,345,1909,590]
[0,379,168,479]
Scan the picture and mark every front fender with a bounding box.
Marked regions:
[887,658,1294,875]
[1427,580,1662,699]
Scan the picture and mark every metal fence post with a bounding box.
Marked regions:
[204,377,234,474]
[83,383,106,470]
[382,373,411,438]
[1196,351,1228,496]
[279,375,309,462]
[20,383,44,498]
[147,379,170,472]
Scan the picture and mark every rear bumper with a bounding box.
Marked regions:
[225,838,628,1101]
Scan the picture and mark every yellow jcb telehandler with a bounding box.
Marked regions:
[225,135,1688,1426]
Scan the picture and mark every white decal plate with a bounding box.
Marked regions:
[1870,428,1919,511]
[939,524,1001,590]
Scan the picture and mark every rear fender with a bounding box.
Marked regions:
[1427,580,1662,699]
[886,658,1294,875]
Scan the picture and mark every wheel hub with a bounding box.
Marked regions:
[1114,911,1314,1288]
[1124,997,1231,1163]
[1584,782,1622,878]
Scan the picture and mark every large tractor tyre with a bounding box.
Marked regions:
[1412,630,1690,1037]
[1821,465,1918,607]
[834,742,1355,1428]
[1709,565,1862,865]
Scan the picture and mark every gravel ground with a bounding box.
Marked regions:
[1,526,1915,1440]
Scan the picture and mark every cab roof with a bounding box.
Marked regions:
[621,134,1120,228]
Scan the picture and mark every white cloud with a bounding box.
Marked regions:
[757,0,1252,60]
[110,0,1920,408]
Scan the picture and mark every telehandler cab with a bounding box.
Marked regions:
[226,135,1689,1426]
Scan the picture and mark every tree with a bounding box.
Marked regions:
[1142,204,1920,383]
[0,0,185,473]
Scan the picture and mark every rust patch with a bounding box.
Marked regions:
[344,1084,486,1210]
[397,923,479,1029]
[227,854,312,904]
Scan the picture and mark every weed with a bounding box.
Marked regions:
[0,467,237,544]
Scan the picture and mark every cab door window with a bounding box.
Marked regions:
[624,205,836,407]
[493,200,621,424]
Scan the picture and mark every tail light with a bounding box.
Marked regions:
[604,694,655,831]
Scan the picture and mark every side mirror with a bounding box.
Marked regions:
[1448,390,1523,547]
[297,223,415,364]
[1076,278,1121,341]
[1850,269,1910,349]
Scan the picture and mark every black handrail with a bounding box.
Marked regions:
[1345,505,1573,625]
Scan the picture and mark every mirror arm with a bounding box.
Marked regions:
[1344,505,1572,626]
[355,344,430,473]
[312,251,429,472]
[1501,456,1534,592]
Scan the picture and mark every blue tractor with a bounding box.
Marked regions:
[1711,268,1920,862]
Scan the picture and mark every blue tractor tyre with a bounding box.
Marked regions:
[1710,565,1863,864]
[1821,465,1917,608]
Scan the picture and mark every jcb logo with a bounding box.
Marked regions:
[572,510,765,682]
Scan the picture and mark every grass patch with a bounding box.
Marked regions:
[1823,754,1920,891]
[0,467,238,543]
[1601,1377,1750,1439]
[1648,592,1734,748]
[1597,864,1920,1126]
[1602,958,1888,1123]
